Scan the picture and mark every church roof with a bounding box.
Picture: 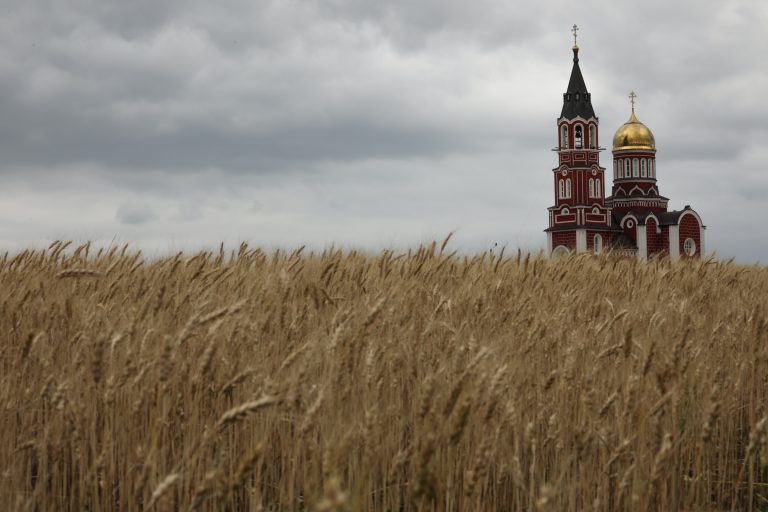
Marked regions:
[545,224,622,233]
[560,46,596,120]
[657,208,704,226]
[613,109,656,151]
[613,207,704,228]
[656,211,683,225]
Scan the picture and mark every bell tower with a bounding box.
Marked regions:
[546,27,616,256]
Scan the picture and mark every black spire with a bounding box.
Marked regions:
[560,46,596,120]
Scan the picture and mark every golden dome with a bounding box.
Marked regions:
[612,110,656,151]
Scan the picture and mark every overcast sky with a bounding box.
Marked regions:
[1,0,766,261]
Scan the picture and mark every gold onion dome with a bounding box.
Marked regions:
[612,110,656,151]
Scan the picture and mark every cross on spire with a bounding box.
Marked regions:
[571,24,579,46]
[629,91,637,112]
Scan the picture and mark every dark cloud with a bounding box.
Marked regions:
[0,0,766,261]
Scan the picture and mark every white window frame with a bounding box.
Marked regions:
[632,158,639,177]
[594,234,603,254]
[684,238,696,256]
[641,159,647,177]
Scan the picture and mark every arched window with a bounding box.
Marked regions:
[632,158,639,177]
[559,179,565,199]
[575,125,583,148]
[589,125,596,149]
[613,161,618,180]
[596,179,602,198]
[641,159,647,177]
[624,160,630,178]
[565,178,572,198]
[650,160,655,178]
[594,234,603,254]
[588,178,595,198]
[561,125,568,149]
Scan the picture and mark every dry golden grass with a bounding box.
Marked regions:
[1,239,768,511]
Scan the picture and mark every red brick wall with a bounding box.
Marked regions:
[586,231,607,252]
[552,231,576,251]
[646,218,665,256]
[679,213,702,257]
[623,218,637,243]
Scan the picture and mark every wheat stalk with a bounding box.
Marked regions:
[215,395,281,430]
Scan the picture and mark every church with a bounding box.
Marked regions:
[545,27,705,260]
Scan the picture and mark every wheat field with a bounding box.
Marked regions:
[1,239,767,511]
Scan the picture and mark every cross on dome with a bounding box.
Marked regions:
[571,24,579,46]
[629,91,637,112]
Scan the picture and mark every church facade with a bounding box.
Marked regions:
[545,32,705,260]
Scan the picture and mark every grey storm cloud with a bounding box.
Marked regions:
[116,203,156,225]
[0,0,766,261]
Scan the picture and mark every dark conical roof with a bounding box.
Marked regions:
[560,46,596,120]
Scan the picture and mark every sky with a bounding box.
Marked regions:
[1,0,766,261]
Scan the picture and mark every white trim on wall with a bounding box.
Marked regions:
[678,209,704,227]
[620,214,639,228]
[645,213,661,233]
[637,225,648,261]
[576,229,587,252]
[669,225,680,261]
